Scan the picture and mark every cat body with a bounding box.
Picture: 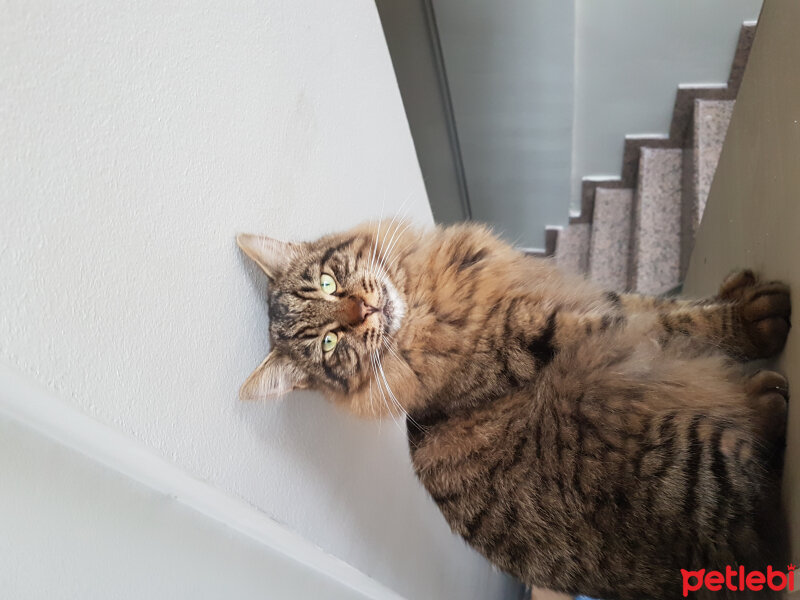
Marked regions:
[237,222,790,600]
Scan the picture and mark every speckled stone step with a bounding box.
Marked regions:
[588,187,634,291]
[555,223,590,275]
[695,99,735,210]
[630,147,683,294]
[681,99,735,276]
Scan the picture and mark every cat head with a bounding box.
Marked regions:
[236,222,412,413]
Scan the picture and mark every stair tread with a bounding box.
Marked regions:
[589,188,634,291]
[547,23,753,288]
[632,147,683,295]
[555,223,591,275]
[694,99,735,221]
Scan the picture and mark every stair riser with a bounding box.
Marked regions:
[589,188,634,291]
[554,223,591,275]
[630,148,683,295]
[550,24,754,293]
[680,99,735,277]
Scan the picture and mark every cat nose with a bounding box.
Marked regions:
[341,296,377,326]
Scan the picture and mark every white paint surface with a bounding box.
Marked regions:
[0,416,378,600]
[0,365,404,600]
[0,2,518,598]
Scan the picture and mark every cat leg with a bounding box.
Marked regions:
[741,369,790,571]
[624,272,791,359]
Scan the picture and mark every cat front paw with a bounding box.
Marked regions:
[728,274,791,358]
[718,269,758,301]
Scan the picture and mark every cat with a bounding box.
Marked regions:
[236,220,791,600]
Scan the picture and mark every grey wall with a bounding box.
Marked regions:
[432,0,576,250]
[375,0,470,224]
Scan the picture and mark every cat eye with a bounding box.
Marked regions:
[320,274,337,294]
[322,331,338,352]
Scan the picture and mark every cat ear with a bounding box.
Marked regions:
[239,350,308,401]
[236,234,299,279]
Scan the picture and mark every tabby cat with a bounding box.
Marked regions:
[237,220,791,600]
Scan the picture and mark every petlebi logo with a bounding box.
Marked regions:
[681,564,796,596]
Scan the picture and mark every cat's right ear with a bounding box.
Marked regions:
[239,350,308,401]
[236,233,299,279]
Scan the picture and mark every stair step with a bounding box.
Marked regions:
[588,187,634,291]
[682,99,735,274]
[694,99,735,213]
[543,23,754,285]
[555,223,590,275]
[631,147,683,294]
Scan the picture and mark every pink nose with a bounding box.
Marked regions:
[359,299,377,321]
[341,296,377,326]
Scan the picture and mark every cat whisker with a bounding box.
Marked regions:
[368,372,376,419]
[380,220,414,276]
[366,362,384,433]
[378,220,407,270]
[373,202,402,273]
[369,199,387,274]
[381,206,409,257]
[381,337,403,365]
[375,209,405,277]
[364,209,412,299]
[372,202,410,279]
[380,339,427,433]
[374,353,405,430]
[369,219,381,274]
[375,345,420,431]
[371,351,403,432]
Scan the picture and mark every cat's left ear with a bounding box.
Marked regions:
[239,350,308,401]
[237,233,300,279]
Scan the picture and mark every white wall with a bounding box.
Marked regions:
[0,1,519,599]
[571,0,763,208]
[0,379,394,600]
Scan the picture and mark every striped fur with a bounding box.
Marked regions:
[239,222,791,600]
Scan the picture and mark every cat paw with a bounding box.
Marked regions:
[744,370,789,442]
[720,271,791,358]
[745,369,789,400]
[737,280,791,358]
[718,269,758,301]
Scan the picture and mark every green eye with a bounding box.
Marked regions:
[320,274,337,294]
[322,332,338,352]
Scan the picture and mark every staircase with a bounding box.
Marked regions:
[545,22,755,295]
[532,21,759,600]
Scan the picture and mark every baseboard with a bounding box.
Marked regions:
[0,362,407,600]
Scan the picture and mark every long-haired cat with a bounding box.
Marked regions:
[236,220,790,600]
